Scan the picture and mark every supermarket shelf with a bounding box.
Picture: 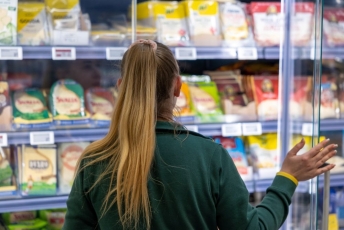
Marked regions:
[319,173,344,188]
[0,196,68,213]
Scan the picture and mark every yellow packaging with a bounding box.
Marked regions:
[290,135,326,155]
[247,133,278,168]
[19,145,57,196]
[18,2,49,45]
[137,1,189,46]
[182,1,221,46]
[45,0,80,30]
[174,82,193,117]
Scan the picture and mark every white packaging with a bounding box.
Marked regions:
[0,0,17,45]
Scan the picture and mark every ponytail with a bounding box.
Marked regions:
[76,41,178,229]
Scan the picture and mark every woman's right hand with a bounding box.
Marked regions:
[280,138,337,182]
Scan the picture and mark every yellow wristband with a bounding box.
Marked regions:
[277,172,298,186]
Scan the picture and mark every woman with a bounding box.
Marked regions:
[63,40,337,230]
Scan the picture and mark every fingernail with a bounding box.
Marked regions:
[326,138,330,142]
[334,150,337,153]
[334,144,338,148]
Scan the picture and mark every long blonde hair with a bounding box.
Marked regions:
[76,41,179,229]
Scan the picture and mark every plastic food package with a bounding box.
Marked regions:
[291,3,314,46]
[0,0,17,45]
[219,1,254,47]
[174,82,194,117]
[39,209,66,230]
[0,82,11,131]
[2,211,37,225]
[214,136,248,174]
[12,88,53,129]
[18,145,57,196]
[291,77,312,120]
[182,1,221,46]
[320,75,340,119]
[247,133,278,169]
[58,142,89,194]
[49,79,90,126]
[0,147,16,194]
[251,76,279,120]
[18,2,50,45]
[250,2,282,47]
[137,1,189,46]
[323,8,344,46]
[6,219,47,230]
[86,87,115,126]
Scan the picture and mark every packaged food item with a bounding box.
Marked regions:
[137,1,189,46]
[247,133,278,168]
[58,142,89,194]
[45,0,80,31]
[290,135,325,155]
[188,81,223,121]
[250,2,282,47]
[291,77,312,119]
[214,136,248,174]
[251,76,279,120]
[182,1,221,46]
[219,1,253,47]
[2,211,37,225]
[12,88,53,129]
[7,73,33,91]
[337,74,344,118]
[127,25,157,41]
[181,74,211,83]
[6,219,47,230]
[0,147,16,195]
[50,79,90,126]
[323,8,344,46]
[19,145,57,196]
[320,75,340,119]
[0,0,17,45]
[291,3,314,46]
[0,82,11,131]
[86,87,115,126]
[39,209,66,230]
[17,2,50,45]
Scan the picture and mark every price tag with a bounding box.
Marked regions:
[221,123,242,137]
[242,123,262,136]
[52,47,76,60]
[0,133,8,147]
[301,123,313,136]
[106,47,127,60]
[185,125,199,133]
[237,47,258,60]
[175,47,197,60]
[0,47,23,60]
[30,132,55,145]
[310,48,315,60]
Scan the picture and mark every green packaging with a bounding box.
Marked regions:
[2,211,37,225]
[12,89,52,128]
[39,209,66,230]
[7,219,47,230]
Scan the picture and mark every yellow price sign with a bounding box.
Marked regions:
[328,214,339,230]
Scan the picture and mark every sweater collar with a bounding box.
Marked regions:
[156,121,186,131]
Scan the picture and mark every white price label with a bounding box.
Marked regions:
[185,125,199,133]
[227,48,237,59]
[0,47,23,60]
[237,47,258,60]
[106,47,127,60]
[0,133,8,147]
[310,48,315,60]
[52,47,76,60]
[301,123,313,136]
[242,123,262,136]
[221,123,242,137]
[175,47,197,60]
[30,132,55,145]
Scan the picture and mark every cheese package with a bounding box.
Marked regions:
[319,75,340,119]
[323,8,344,46]
[214,136,248,174]
[251,76,279,120]
[2,211,37,224]
[182,1,221,46]
[188,81,223,121]
[39,209,66,230]
[0,81,11,131]
[58,142,89,194]
[219,1,253,47]
[86,87,115,126]
[12,89,53,129]
[291,3,314,46]
[174,82,194,120]
[0,147,16,195]
[17,2,50,45]
[250,2,282,47]
[19,145,57,196]
[50,79,90,126]
[247,133,278,169]
[45,0,80,31]
[137,1,189,46]
[0,0,17,45]
[6,219,47,230]
[290,77,312,119]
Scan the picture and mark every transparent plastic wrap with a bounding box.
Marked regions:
[323,8,344,47]
[182,1,221,47]
[137,1,189,46]
[17,2,50,45]
[0,0,17,45]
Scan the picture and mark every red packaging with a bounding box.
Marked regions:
[86,87,116,120]
[323,8,344,46]
[291,3,314,46]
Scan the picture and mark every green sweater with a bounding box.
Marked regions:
[64,121,297,230]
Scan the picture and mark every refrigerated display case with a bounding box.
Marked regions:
[0,0,339,229]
